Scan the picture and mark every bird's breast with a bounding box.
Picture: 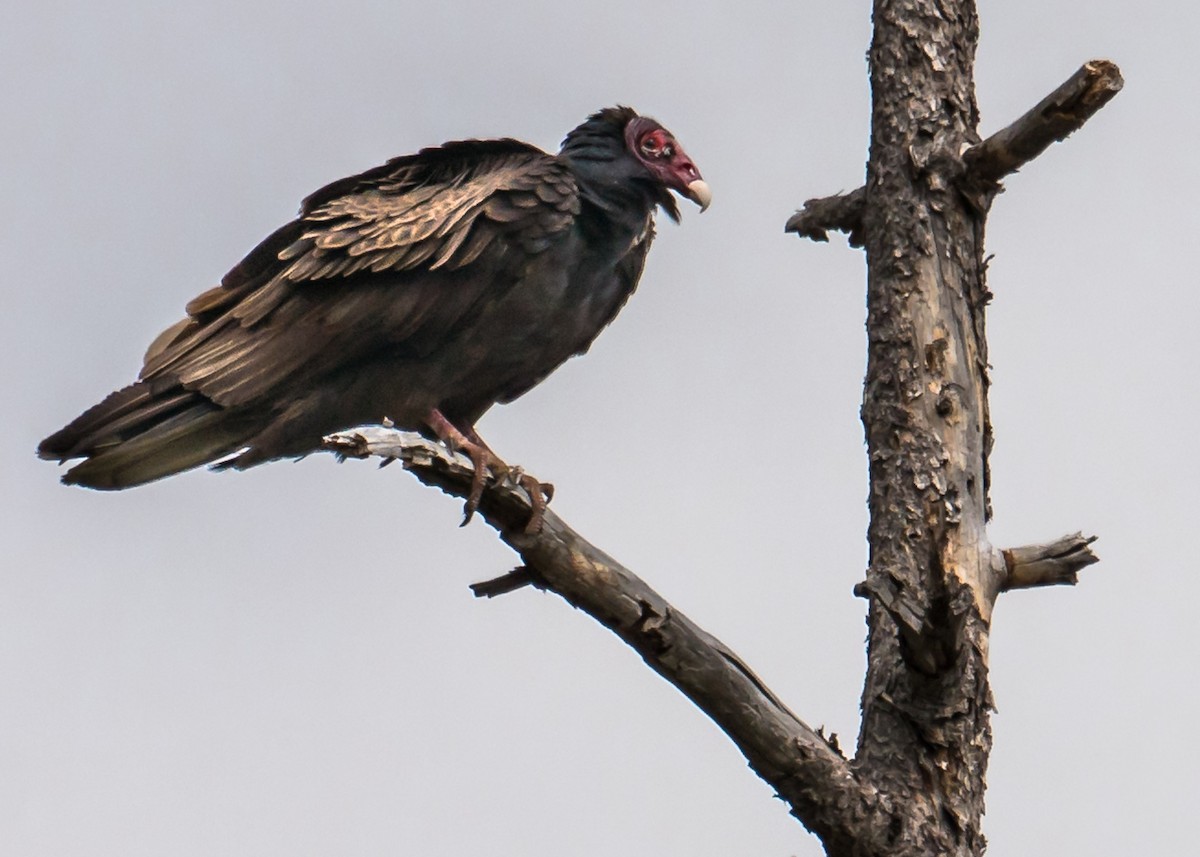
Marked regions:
[441,233,638,408]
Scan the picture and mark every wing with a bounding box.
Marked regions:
[139,140,581,408]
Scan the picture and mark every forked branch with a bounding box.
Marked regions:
[323,426,879,849]
[786,59,1124,242]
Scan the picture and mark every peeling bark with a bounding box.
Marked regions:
[963,61,1124,187]
[326,3,1117,854]
[1001,534,1099,592]
[324,428,882,848]
[788,60,1124,247]
[851,4,996,854]
[785,188,867,246]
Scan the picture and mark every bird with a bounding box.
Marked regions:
[39,106,710,529]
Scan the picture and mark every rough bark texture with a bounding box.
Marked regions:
[1001,534,1099,592]
[324,428,883,850]
[963,60,1124,188]
[786,188,867,246]
[325,3,1117,853]
[852,2,995,855]
[788,60,1124,247]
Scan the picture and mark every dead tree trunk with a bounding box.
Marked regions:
[853,3,1003,852]
[326,3,1117,854]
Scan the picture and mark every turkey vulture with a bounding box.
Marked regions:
[39,106,709,527]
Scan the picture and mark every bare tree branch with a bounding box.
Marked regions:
[319,30,1117,857]
[964,60,1123,184]
[323,427,881,848]
[784,188,866,246]
[1001,534,1100,591]
[786,59,1123,244]
[470,566,538,598]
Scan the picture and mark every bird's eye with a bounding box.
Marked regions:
[639,130,676,160]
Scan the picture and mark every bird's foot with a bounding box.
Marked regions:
[459,457,553,532]
[459,443,509,527]
[424,409,551,531]
[509,468,554,534]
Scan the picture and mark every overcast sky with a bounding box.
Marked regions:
[3,2,1195,855]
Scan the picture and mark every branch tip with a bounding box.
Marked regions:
[470,566,538,598]
[322,424,870,844]
[1001,533,1100,591]
[785,188,866,246]
[786,59,1124,239]
[964,60,1123,185]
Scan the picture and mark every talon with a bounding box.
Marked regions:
[425,409,503,527]
[518,474,554,534]
[459,444,505,527]
[424,408,544,530]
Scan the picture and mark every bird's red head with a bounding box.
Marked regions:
[624,117,711,212]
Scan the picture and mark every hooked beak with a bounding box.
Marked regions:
[685,179,712,212]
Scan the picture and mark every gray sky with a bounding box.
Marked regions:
[3,2,1194,855]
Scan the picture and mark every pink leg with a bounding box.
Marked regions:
[424,409,552,532]
[425,409,504,526]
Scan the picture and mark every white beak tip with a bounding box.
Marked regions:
[686,179,712,212]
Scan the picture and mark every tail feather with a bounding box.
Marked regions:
[39,382,258,490]
[40,385,157,461]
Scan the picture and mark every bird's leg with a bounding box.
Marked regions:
[425,409,506,526]
[524,478,554,534]
[459,424,555,535]
[423,409,553,533]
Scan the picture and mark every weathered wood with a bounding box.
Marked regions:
[784,188,866,246]
[854,3,995,855]
[326,5,1117,853]
[469,566,537,597]
[323,427,882,850]
[1001,533,1099,591]
[788,59,1123,245]
[964,61,1123,185]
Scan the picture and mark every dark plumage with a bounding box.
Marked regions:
[39,106,709,521]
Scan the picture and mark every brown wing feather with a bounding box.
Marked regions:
[138,141,580,409]
[287,149,577,279]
